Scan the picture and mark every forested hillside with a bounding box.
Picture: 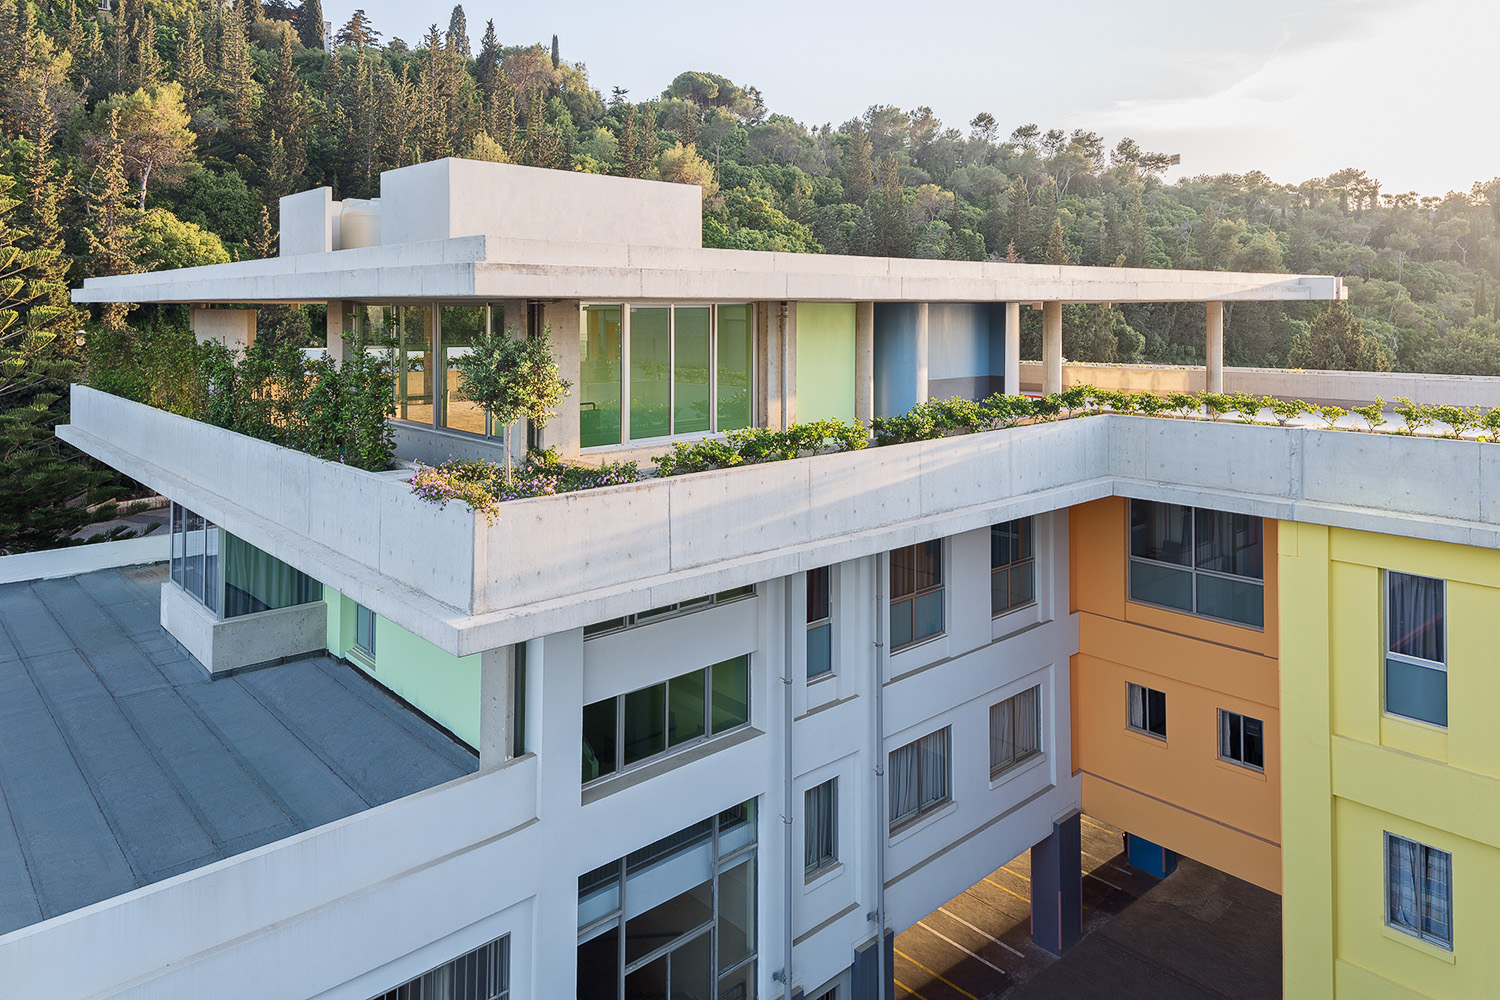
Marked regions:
[0,0,1497,548]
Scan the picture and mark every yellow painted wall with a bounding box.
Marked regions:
[1071,497,1282,891]
[1281,522,1500,1000]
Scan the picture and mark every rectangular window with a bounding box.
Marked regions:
[438,304,489,434]
[804,779,837,878]
[394,305,434,426]
[578,801,757,1000]
[630,305,672,440]
[888,727,951,831]
[1127,682,1167,739]
[1129,500,1264,628]
[991,518,1036,616]
[582,656,751,784]
[170,505,319,620]
[989,686,1042,778]
[1385,571,1446,727]
[355,603,377,658]
[370,935,509,1000]
[806,566,833,679]
[584,587,755,638]
[890,541,944,651]
[580,304,623,447]
[1386,834,1453,949]
[716,303,754,432]
[1218,710,1264,770]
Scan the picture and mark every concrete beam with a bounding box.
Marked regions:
[855,301,874,424]
[1004,301,1022,396]
[1206,302,1224,394]
[1042,302,1063,396]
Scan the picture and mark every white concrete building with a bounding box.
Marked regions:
[2,161,1358,1000]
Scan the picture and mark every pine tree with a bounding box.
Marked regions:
[1125,189,1150,268]
[843,120,873,205]
[176,10,206,116]
[869,153,911,258]
[475,19,500,96]
[446,5,469,58]
[1044,216,1071,265]
[84,109,142,332]
[252,203,276,258]
[295,0,324,50]
[263,30,305,185]
[129,7,163,89]
[217,9,256,144]
[522,87,561,169]
[1004,176,1029,261]
[1476,270,1489,320]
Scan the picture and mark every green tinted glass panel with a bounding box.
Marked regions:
[716,304,754,431]
[581,305,622,447]
[1196,574,1264,627]
[674,307,712,434]
[630,306,671,440]
[623,684,667,765]
[582,699,618,782]
[1129,560,1193,612]
[395,305,433,424]
[1386,658,1447,727]
[710,656,749,734]
[439,305,487,434]
[668,669,707,746]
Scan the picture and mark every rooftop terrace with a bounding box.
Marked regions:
[0,564,476,937]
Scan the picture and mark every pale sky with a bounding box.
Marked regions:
[337,0,1497,197]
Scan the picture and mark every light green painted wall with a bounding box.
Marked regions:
[795,302,857,423]
[325,588,481,749]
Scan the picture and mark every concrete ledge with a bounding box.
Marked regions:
[160,581,328,676]
[0,534,168,585]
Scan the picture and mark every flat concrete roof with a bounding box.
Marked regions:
[0,565,476,936]
[71,234,1345,306]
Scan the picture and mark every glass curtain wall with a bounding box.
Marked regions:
[440,305,489,434]
[170,504,322,620]
[171,504,220,615]
[582,304,755,447]
[577,800,758,1000]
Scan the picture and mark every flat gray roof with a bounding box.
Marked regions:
[0,564,477,937]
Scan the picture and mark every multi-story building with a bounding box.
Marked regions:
[1,160,1494,1000]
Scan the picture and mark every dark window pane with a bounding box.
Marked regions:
[668,669,706,746]
[1146,687,1167,737]
[710,657,749,734]
[807,566,831,624]
[624,880,712,964]
[1196,574,1264,627]
[1130,500,1192,564]
[1194,509,1263,579]
[583,700,618,781]
[623,684,667,765]
[1242,716,1264,769]
[1388,572,1444,664]
[806,623,832,678]
[1386,658,1448,727]
[718,855,756,970]
[1129,560,1193,612]
[911,589,944,644]
[890,598,913,650]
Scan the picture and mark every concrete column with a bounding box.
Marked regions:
[1206,301,1224,393]
[1030,811,1082,956]
[783,302,798,427]
[479,645,515,770]
[1041,301,1063,396]
[1004,301,1022,396]
[758,302,782,430]
[855,301,875,424]
[192,307,256,350]
[914,302,930,405]
[538,300,582,458]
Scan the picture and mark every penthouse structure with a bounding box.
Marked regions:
[1,161,1492,1000]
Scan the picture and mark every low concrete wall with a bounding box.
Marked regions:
[160,582,328,675]
[1017,361,1500,408]
[0,755,540,1000]
[0,534,168,586]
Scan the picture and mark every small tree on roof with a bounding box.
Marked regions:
[454,324,572,481]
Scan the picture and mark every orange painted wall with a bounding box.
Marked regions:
[1070,497,1282,892]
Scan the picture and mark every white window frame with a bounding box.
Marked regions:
[1383,570,1447,727]
[1384,832,1453,950]
[989,685,1043,779]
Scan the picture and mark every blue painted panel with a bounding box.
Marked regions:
[874,302,922,417]
[926,304,991,381]
[1125,830,1179,878]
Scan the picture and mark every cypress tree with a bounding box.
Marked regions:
[869,153,911,258]
[217,10,256,145]
[446,5,469,58]
[1004,176,1029,261]
[475,19,499,97]
[550,33,559,68]
[84,109,141,332]
[843,120,873,205]
[263,30,305,185]
[295,0,324,50]
[176,10,206,116]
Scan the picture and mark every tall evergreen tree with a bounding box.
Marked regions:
[475,19,500,96]
[446,5,469,58]
[84,109,141,332]
[843,120,873,205]
[550,33,559,68]
[216,9,256,144]
[295,0,324,50]
[263,30,305,189]
[176,10,206,116]
[869,153,910,258]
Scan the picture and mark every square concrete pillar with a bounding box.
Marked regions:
[855,301,875,424]
[1206,301,1224,393]
[325,301,352,363]
[913,302,930,406]
[479,645,516,770]
[192,307,256,351]
[759,301,792,430]
[1030,811,1082,955]
[1041,301,1063,396]
[783,302,798,427]
[537,300,582,459]
[1004,301,1022,396]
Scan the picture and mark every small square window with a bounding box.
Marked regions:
[804,779,837,878]
[1218,710,1264,770]
[1386,833,1452,949]
[1127,683,1166,739]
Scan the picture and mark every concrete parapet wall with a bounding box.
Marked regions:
[0,534,167,585]
[159,581,327,675]
[1017,360,1500,408]
[0,755,540,1000]
[278,186,337,257]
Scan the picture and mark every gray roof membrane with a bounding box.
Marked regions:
[0,564,476,937]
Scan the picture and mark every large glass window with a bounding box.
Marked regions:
[1127,682,1167,739]
[170,504,321,620]
[989,686,1042,778]
[439,305,489,435]
[991,518,1036,616]
[1219,710,1264,770]
[370,935,509,1000]
[1386,833,1453,949]
[581,305,624,447]
[1385,571,1446,727]
[394,305,434,425]
[1129,500,1264,628]
[582,303,756,447]
[806,566,832,679]
[578,801,758,1000]
[582,656,751,784]
[889,728,951,831]
[890,541,944,651]
[804,779,837,878]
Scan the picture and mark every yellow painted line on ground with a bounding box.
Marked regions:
[894,978,930,1000]
[1080,815,1113,833]
[894,948,983,1000]
[1000,865,1028,881]
[982,875,1030,902]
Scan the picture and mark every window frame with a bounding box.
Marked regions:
[1384,832,1454,951]
[1127,500,1265,630]
[1126,682,1167,740]
[990,517,1037,617]
[369,934,510,1000]
[888,727,952,833]
[806,566,833,680]
[354,602,377,659]
[1217,709,1265,771]
[1383,570,1447,728]
[803,778,838,880]
[582,655,752,786]
[989,685,1043,779]
[584,587,756,639]
[889,540,945,652]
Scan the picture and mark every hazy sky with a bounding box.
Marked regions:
[337,0,1496,196]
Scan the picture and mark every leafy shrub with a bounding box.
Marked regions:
[1392,397,1433,436]
[1316,405,1348,428]
[1351,397,1388,431]
[658,418,869,473]
[410,450,642,520]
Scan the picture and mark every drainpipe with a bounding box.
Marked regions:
[872,555,889,1000]
[780,577,796,996]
